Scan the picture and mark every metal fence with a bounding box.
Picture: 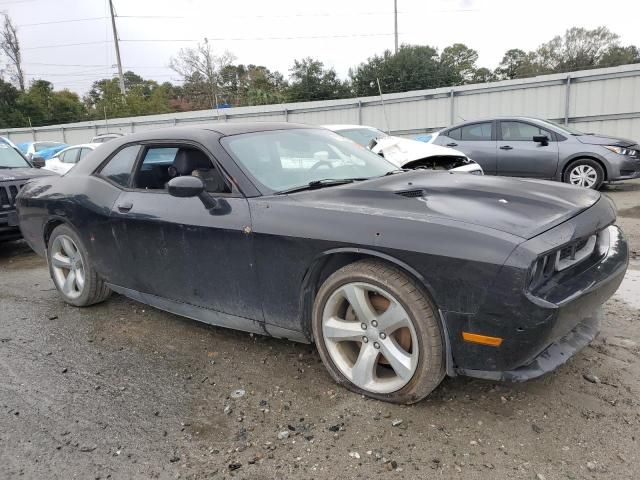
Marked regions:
[4,63,640,145]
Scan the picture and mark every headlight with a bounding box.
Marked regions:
[603,145,637,156]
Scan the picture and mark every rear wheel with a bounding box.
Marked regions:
[312,259,445,404]
[563,159,604,189]
[48,224,111,307]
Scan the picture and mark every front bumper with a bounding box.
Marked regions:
[448,222,628,380]
[457,311,600,381]
[604,152,640,180]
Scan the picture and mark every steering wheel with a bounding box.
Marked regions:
[310,160,334,170]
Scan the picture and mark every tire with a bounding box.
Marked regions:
[47,224,111,307]
[563,159,605,189]
[312,259,445,404]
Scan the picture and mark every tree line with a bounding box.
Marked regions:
[1,15,638,129]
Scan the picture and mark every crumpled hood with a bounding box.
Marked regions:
[0,167,56,181]
[291,171,601,239]
[371,135,468,167]
[576,134,637,147]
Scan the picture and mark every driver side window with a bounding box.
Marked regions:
[133,145,230,194]
[501,121,552,142]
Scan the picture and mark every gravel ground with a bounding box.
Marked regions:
[1,180,639,480]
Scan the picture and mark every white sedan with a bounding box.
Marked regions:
[324,124,483,175]
[43,143,100,175]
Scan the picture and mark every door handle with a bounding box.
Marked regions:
[117,202,133,212]
[499,145,513,150]
[446,142,458,147]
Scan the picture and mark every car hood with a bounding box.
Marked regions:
[575,134,637,147]
[371,136,468,167]
[0,167,57,181]
[289,171,601,239]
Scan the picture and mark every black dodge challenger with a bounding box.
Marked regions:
[16,123,629,403]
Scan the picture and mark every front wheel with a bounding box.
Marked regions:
[563,159,604,189]
[48,224,111,307]
[312,259,445,404]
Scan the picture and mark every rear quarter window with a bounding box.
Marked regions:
[98,145,141,187]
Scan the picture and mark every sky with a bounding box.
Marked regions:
[2,0,640,97]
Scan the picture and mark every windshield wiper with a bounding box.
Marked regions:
[275,178,367,195]
[384,169,406,176]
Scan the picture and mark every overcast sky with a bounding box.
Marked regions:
[2,0,640,97]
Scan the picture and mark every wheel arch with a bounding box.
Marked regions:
[299,248,455,375]
[43,216,71,248]
[561,155,608,181]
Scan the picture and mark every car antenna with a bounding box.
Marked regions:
[374,78,391,134]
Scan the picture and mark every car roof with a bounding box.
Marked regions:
[57,143,101,152]
[443,116,555,131]
[97,122,316,144]
[323,124,380,131]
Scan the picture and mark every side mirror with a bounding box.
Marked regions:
[167,176,217,209]
[32,156,46,168]
[168,175,204,198]
[533,135,549,146]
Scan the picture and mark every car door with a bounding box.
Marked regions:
[59,147,81,173]
[496,120,559,178]
[109,142,263,321]
[436,122,497,174]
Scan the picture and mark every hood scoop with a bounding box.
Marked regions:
[395,189,426,198]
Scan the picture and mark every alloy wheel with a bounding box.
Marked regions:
[568,164,598,188]
[321,282,419,394]
[50,235,85,299]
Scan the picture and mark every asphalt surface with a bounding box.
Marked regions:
[1,180,639,480]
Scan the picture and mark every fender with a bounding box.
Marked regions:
[557,152,609,181]
[299,246,455,375]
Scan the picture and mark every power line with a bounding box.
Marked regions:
[22,62,168,68]
[22,41,109,50]
[121,32,398,43]
[17,17,107,27]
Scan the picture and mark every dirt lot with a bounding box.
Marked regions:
[1,181,639,480]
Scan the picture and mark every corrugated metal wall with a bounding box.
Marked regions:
[4,64,640,144]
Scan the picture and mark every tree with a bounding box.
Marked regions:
[218,64,286,106]
[350,45,441,95]
[494,49,530,79]
[439,43,479,84]
[598,45,640,67]
[0,13,25,91]
[84,71,181,119]
[470,67,495,84]
[170,39,236,109]
[286,57,350,102]
[0,77,25,127]
[17,80,86,126]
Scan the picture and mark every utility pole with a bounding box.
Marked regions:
[108,0,126,96]
[376,78,390,134]
[393,0,398,53]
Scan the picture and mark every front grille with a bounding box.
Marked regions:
[0,181,25,212]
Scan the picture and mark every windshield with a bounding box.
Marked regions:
[537,119,584,136]
[0,143,31,168]
[222,129,397,193]
[337,127,388,147]
[35,142,63,151]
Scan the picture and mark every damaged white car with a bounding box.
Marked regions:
[324,124,483,175]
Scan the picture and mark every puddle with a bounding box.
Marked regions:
[614,263,640,310]
[618,206,640,219]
